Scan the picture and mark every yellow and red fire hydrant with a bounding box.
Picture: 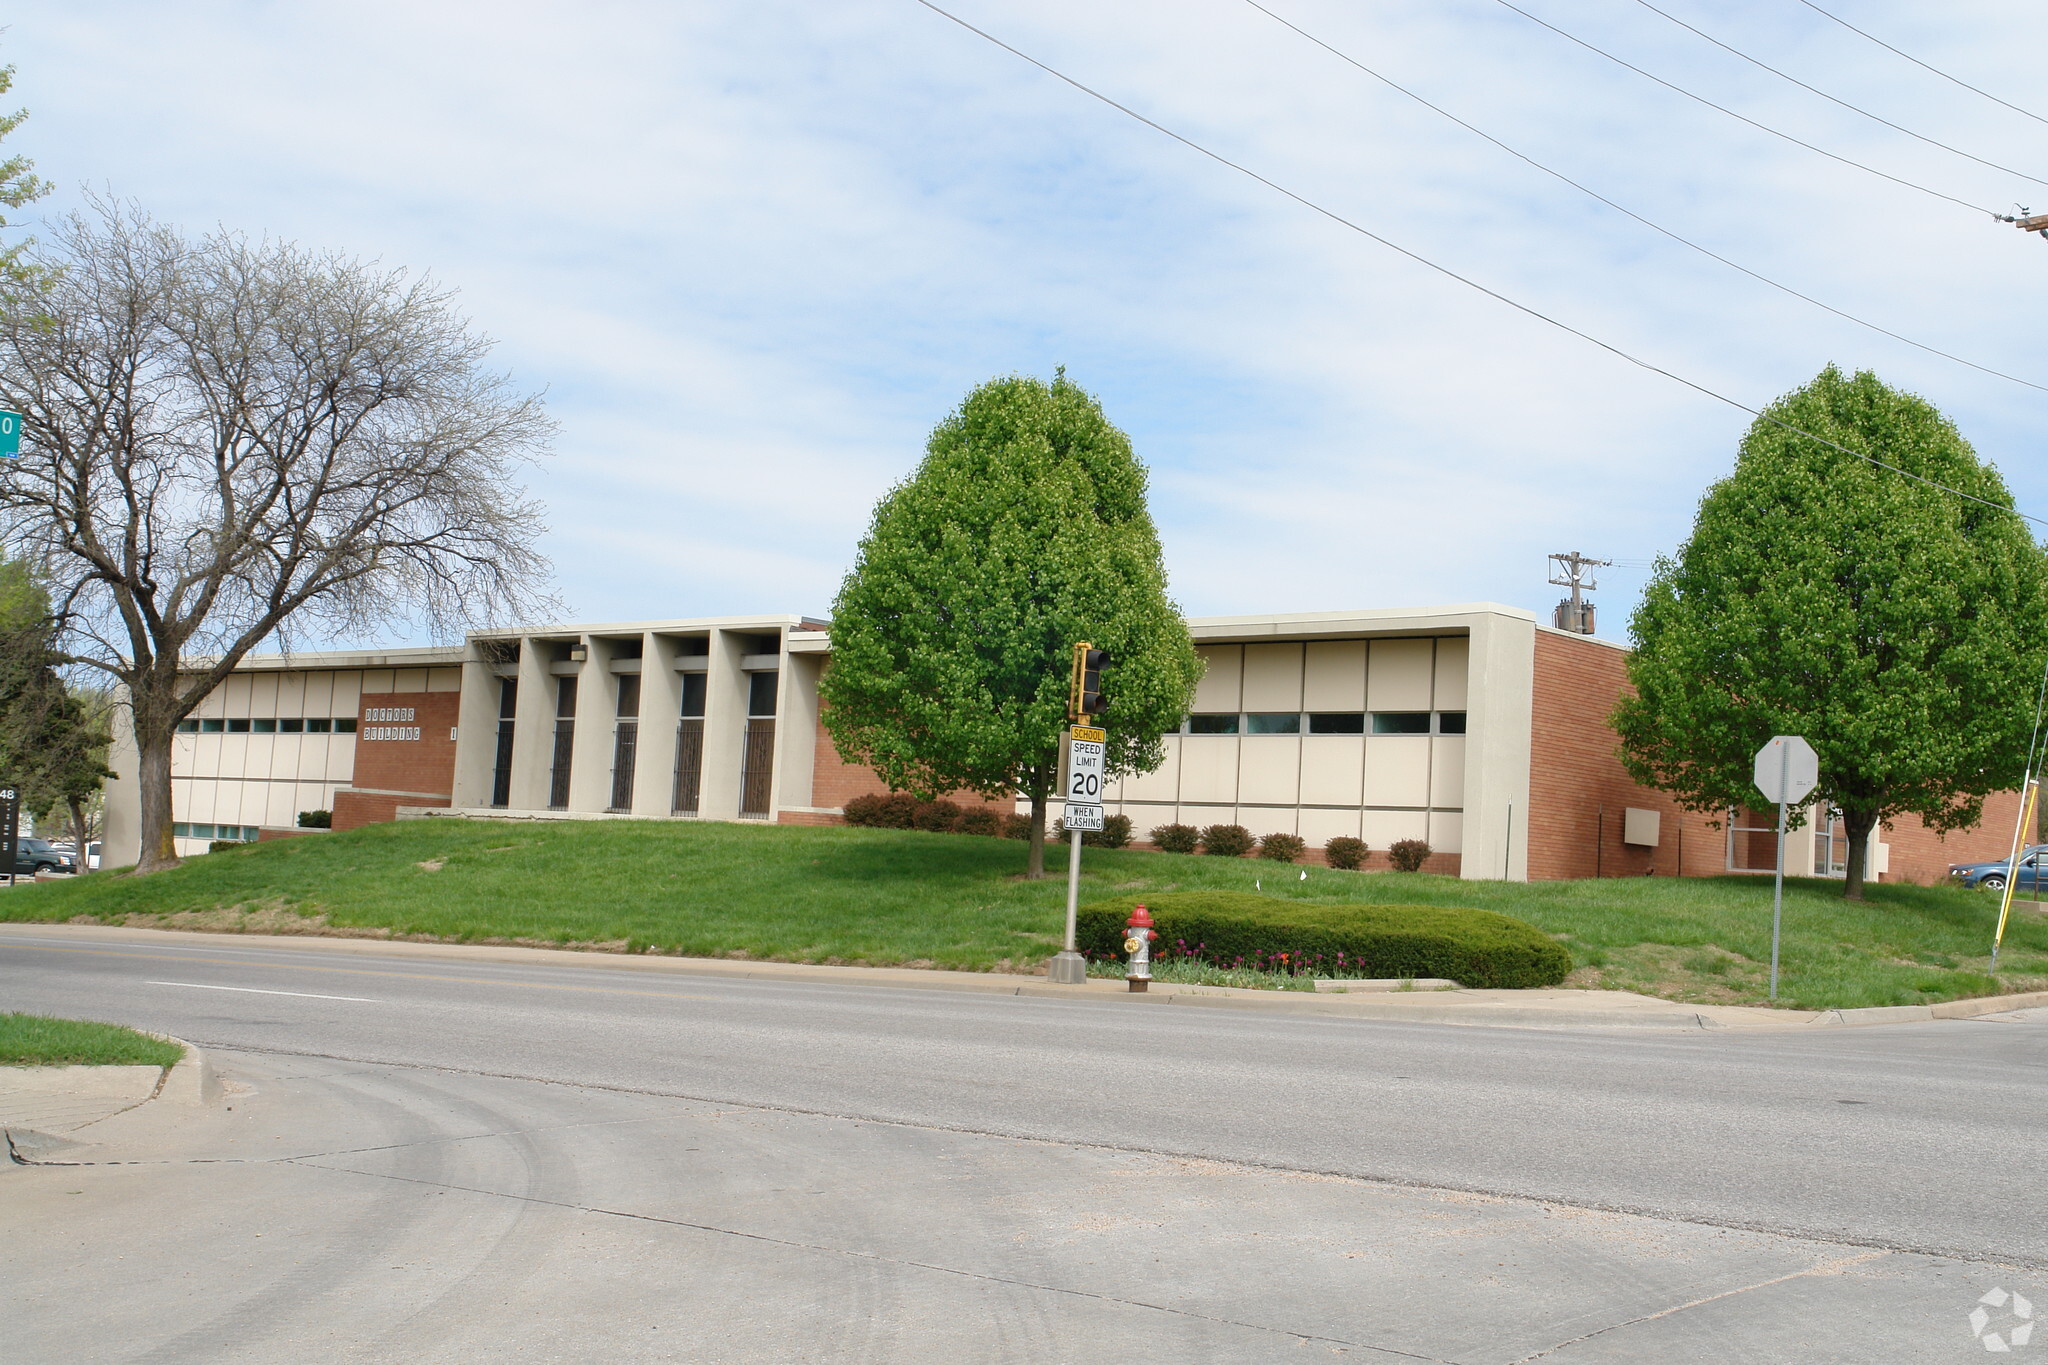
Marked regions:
[1123,904,1155,993]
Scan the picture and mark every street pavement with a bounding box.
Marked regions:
[4,925,2047,1361]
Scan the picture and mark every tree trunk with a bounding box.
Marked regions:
[67,795,88,870]
[1842,806,1880,901]
[1024,766,1050,880]
[134,722,180,874]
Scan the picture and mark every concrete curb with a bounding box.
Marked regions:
[6,923,2045,1032]
[151,1035,220,1106]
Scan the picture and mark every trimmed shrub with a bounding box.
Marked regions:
[957,806,1004,837]
[842,792,919,829]
[1095,813,1133,849]
[1257,832,1306,862]
[912,799,963,833]
[1076,891,1572,989]
[1324,836,1367,870]
[207,840,244,854]
[1200,823,1255,858]
[1002,813,1033,840]
[296,809,331,829]
[1150,823,1199,854]
[1388,838,1432,873]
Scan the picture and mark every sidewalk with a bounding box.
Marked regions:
[10,921,2048,1030]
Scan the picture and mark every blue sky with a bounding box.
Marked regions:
[9,0,2047,639]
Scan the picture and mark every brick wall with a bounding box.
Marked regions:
[794,699,1014,824]
[1530,631,1746,882]
[1529,629,2026,885]
[1876,794,2027,885]
[333,791,452,829]
[332,691,461,832]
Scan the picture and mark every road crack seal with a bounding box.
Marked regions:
[1505,1249,1892,1363]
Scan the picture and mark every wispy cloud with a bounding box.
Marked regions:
[10,0,2045,637]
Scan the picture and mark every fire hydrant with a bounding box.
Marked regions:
[1123,904,1155,993]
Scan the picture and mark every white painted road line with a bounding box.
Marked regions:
[146,981,377,1003]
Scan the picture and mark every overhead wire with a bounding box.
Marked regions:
[906,0,2048,531]
[1243,0,2048,395]
[1483,0,1999,216]
[1792,0,2048,131]
[1626,0,2048,189]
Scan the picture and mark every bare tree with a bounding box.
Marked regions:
[0,201,556,872]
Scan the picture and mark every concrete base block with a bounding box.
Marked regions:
[1045,950,1088,985]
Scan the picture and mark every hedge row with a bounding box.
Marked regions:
[841,793,1133,847]
[1077,891,1572,989]
[1147,826,1434,871]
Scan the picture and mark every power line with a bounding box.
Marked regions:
[1628,0,2048,189]
[1243,0,2048,395]
[1484,0,1998,217]
[906,0,2047,531]
[1793,0,2048,131]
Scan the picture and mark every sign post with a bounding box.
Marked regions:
[1049,723,1106,985]
[1753,735,1820,1000]
[0,786,18,888]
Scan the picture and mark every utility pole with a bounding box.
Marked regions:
[1548,551,1611,635]
[1998,209,2048,241]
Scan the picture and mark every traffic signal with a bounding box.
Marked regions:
[1071,643,1107,720]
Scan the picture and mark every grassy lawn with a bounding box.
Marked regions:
[0,1012,185,1067]
[4,817,2045,1010]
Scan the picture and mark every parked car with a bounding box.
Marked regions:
[1949,845,2048,891]
[47,841,101,871]
[9,838,79,877]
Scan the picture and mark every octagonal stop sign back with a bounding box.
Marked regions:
[1754,735,1819,807]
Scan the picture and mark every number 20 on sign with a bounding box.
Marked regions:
[1066,726,1106,800]
[0,410,20,457]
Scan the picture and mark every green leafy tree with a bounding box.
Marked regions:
[0,557,112,857]
[1615,365,2048,900]
[823,371,1202,878]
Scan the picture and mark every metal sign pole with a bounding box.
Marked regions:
[1064,827,1083,951]
[1770,790,1787,1001]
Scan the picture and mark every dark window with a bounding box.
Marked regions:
[740,719,775,817]
[1245,713,1300,735]
[748,671,778,718]
[1187,714,1239,735]
[252,718,277,734]
[1437,711,1468,735]
[676,635,710,658]
[674,719,704,814]
[610,721,639,811]
[176,719,200,734]
[498,676,518,718]
[334,718,357,734]
[616,674,641,719]
[1308,713,1365,735]
[1371,712,1430,735]
[227,718,251,733]
[680,673,706,718]
[549,721,574,809]
[200,718,224,733]
[306,718,332,734]
[555,677,578,718]
[492,720,515,807]
[172,823,190,837]
[279,718,304,734]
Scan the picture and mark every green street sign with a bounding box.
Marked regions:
[0,410,19,457]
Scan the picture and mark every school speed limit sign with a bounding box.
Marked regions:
[1064,725,1106,831]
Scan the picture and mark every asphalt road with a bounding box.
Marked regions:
[5,925,2045,1266]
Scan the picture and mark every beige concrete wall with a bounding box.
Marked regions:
[1106,631,1478,855]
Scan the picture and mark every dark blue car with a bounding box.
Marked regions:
[1950,844,2048,891]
